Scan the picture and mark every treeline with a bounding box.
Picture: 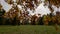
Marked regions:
[0,9,60,25]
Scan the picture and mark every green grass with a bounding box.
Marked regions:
[0,25,60,34]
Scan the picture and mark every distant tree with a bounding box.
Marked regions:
[44,0,60,31]
[5,0,41,12]
[4,0,41,25]
[0,4,5,25]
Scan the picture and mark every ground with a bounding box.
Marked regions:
[0,25,60,34]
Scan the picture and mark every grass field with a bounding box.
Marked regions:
[0,25,60,34]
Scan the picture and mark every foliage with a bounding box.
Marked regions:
[0,0,60,25]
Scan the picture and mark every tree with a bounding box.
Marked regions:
[5,0,41,12]
[4,0,41,25]
[44,0,60,31]
[0,4,5,25]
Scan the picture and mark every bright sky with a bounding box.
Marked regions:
[0,0,60,16]
[35,2,51,16]
[0,0,12,12]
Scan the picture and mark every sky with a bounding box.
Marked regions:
[0,0,12,12]
[0,0,60,16]
[35,2,51,16]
